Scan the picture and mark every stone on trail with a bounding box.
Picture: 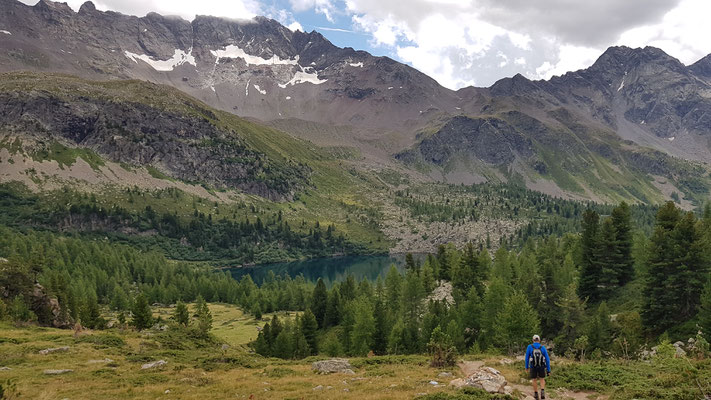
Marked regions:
[312,359,353,374]
[39,346,70,355]
[141,360,167,370]
[451,366,510,394]
[44,369,73,375]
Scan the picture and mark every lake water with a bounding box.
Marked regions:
[228,254,413,285]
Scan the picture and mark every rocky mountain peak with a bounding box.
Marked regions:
[78,1,96,13]
[690,54,711,78]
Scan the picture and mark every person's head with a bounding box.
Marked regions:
[532,334,540,343]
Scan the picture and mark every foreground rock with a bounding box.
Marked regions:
[312,359,353,374]
[44,369,73,375]
[141,360,167,370]
[39,346,70,355]
[450,366,512,395]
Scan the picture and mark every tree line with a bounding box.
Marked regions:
[253,201,711,360]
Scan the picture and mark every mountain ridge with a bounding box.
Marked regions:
[3,0,711,205]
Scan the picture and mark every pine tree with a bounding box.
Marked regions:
[428,325,457,367]
[494,291,541,354]
[340,275,357,302]
[324,288,341,327]
[587,301,612,350]
[642,203,708,333]
[254,323,271,356]
[81,291,105,329]
[437,245,450,280]
[610,202,634,285]
[578,209,602,302]
[698,276,711,340]
[459,286,483,348]
[385,265,402,313]
[453,243,484,300]
[311,278,328,328]
[405,253,417,271]
[195,295,212,337]
[273,328,293,359]
[350,298,375,356]
[372,297,388,355]
[673,211,707,320]
[555,283,586,353]
[131,293,153,331]
[173,301,189,327]
[597,218,621,298]
[300,308,318,355]
[292,328,311,359]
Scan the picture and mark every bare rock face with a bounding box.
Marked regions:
[31,284,73,328]
[451,366,512,395]
[312,359,353,374]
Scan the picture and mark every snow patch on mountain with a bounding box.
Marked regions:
[618,79,625,92]
[278,71,327,88]
[211,45,299,66]
[124,48,195,71]
[0,30,11,35]
[349,62,363,68]
[254,84,266,95]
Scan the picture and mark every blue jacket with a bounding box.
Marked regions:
[525,342,550,372]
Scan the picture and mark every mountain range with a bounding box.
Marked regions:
[2,0,711,206]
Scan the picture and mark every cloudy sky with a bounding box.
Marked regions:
[22,0,711,89]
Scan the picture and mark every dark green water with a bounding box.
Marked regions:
[228,254,411,285]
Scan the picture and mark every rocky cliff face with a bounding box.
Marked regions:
[3,0,711,203]
[0,0,457,133]
[0,73,310,200]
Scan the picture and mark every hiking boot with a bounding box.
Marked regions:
[540,389,546,399]
[533,392,539,400]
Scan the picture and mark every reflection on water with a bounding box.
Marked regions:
[228,255,414,285]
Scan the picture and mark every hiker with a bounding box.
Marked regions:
[525,334,550,400]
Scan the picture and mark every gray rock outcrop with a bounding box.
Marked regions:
[312,359,353,374]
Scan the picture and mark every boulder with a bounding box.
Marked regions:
[141,360,167,370]
[449,378,466,388]
[43,369,73,375]
[39,346,70,355]
[87,358,114,364]
[0,367,11,371]
[438,372,453,378]
[451,366,509,394]
[312,359,353,374]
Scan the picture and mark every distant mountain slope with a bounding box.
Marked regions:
[0,72,313,200]
[2,0,711,204]
[0,0,458,133]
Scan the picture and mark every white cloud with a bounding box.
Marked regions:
[617,0,711,65]
[287,21,303,32]
[289,0,337,22]
[333,0,709,89]
[533,45,602,80]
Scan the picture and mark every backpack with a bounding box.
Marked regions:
[530,346,545,368]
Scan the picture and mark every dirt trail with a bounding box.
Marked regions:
[457,361,608,400]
